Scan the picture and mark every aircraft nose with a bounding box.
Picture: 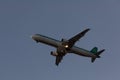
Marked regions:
[31,34,36,40]
[31,34,40,43]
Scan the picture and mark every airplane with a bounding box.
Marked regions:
[31,28,105,66]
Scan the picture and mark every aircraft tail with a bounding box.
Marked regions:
[90,47,105,63]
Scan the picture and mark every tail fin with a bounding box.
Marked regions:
[90,47,98,54]
[90,47,105,63]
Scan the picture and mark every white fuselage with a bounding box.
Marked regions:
[32,34,97,58]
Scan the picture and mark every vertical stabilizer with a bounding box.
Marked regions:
[90,47,98,54]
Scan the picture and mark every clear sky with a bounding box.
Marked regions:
[0,0,120,80]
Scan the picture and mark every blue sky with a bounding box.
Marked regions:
[0,0,120,80]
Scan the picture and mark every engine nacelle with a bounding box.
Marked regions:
[51,51,58,56]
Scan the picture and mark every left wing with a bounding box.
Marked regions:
[68,28,90,48]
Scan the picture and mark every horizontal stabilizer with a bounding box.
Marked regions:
[91,49,105,63]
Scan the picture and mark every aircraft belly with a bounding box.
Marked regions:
[71,47,97,58]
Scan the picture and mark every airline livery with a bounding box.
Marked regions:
[32,28,105,66]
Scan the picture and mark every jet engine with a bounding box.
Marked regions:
[51,51,58,56]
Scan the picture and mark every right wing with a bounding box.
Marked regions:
[55,50,66,66]
[55,55,64,66]
[68,28,90,48]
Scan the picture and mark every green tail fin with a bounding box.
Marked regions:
[90,47,98,54]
